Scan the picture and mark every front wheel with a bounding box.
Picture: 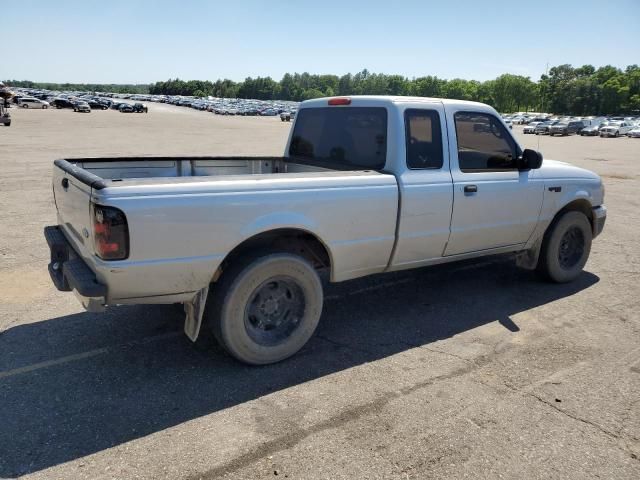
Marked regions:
[537,211,592,283]
[205,252,323,365]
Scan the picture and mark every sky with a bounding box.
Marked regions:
[3,0,639,84]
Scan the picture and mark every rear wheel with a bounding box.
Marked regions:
[205,252,323,365]
[22,104,28,109]
[537,211,592,283]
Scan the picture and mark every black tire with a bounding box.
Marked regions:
[615,131,619,138]
[205,252,323,365]
[537,211,592,283]
[43,105,48,109]
[21,104,28,109]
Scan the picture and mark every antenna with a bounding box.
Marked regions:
[538,61,550,152]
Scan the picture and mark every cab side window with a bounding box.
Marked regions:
[405,109,443,169]
[454,112,518,171]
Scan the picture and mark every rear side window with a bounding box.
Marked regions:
[405,109,443,169]
[454,112,518,171]
[289,107,387,170]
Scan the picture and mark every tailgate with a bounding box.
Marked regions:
[53,162,94,258]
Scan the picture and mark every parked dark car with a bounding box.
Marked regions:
[51,98,74,109]
[119,103,134,113]
[280,111,294,122]
[86,100,108,110]
[534,121,557,135]
[132,103,148,113]
[549,120,584,136]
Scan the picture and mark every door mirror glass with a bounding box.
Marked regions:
[519,149,543,170]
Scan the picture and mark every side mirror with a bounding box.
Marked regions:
[519,148,543,170]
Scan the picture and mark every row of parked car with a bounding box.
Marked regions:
[12,88,299,119]
[503,113,640,138]
[103,93,299,118]
[9,92,149,114]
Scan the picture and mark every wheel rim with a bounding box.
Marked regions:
[244,276,306,347]
[558,226,585,269]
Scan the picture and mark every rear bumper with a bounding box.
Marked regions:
[44,225,107,311]
[592,206,607,238]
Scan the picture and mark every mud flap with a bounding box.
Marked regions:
[515,237,542,270]
[183,286,209,342]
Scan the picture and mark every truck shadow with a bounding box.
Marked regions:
[0,258,598,477]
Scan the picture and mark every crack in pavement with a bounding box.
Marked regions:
[187,356,493,480]
[476,375,640,463]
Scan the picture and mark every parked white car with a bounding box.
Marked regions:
[600,121,633,137]
[18,97,49,109]
[45,96,606,365]
[627,126,640,138]
[523,121,542,134]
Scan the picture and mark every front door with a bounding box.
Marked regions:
[444,110,543,256]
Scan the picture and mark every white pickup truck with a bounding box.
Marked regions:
[45,96,606,364]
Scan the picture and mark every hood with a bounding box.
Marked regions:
[536,159,600,181]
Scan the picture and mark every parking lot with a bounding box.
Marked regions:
[0,103,639,479]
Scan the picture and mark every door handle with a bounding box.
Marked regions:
[464,185,478,193]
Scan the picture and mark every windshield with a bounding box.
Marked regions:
[289,107,388,170]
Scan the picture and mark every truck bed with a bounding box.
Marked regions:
[52,156,399,303]
[54,156,352,190]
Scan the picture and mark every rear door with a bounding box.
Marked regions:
[391,102,454,267]
[444,107,544,256]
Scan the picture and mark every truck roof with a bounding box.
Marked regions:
[300,95,491,110]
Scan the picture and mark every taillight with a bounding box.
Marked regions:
[328,97,351,106]
[92,204,129,260]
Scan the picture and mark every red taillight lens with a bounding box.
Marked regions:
[93,204,129,260]
[328,97,351,106]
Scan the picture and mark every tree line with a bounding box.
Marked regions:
[3,80,149,94]
[6,64,640,114]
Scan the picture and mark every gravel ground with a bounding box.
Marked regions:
[0,104,638,480]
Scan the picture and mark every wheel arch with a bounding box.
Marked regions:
[555,198,594,231]
[213,228,333,284]
[518,197,594,270]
